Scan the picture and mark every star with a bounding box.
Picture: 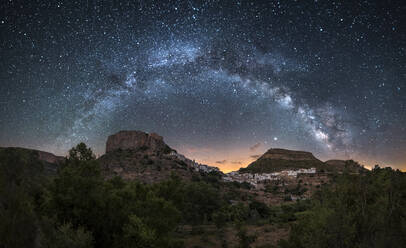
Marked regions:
[0,0,404,171]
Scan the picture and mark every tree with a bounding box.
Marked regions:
[44,144,111,247]
[212,207,229,229]
[0,148,47,248]
[236,224,257,248]
[281,167,406,248]
[120,215,156,248]
[68,142,96,162]
[45,143,184,248]
[40,222,93,248]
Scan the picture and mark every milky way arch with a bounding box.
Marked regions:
[54,41,352,156]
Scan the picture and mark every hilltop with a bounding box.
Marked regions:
[98,130,220,183]
[239,148,326,173]
[239,148,366,174]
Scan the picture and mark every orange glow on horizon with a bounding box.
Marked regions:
[177,144,264,173]
[177,145,406,173]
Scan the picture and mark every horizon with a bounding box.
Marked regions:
[1,1,405,172]
[1,129,392,173]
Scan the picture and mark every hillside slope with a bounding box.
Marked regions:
[240,148,326,173]
[98,130,219,182]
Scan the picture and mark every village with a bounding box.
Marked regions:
[168,150,318,188]
[168,151,221,173]
[223,168,317,187]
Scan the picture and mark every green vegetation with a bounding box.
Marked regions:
[1,143,275,247]
[0,144,182,248]
[0,148,48,248]
[1,144,405,248]
[280,166,406,248]
[236,224,257,248]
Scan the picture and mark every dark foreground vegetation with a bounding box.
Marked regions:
[281,165,406,248]
[0,144,405,247]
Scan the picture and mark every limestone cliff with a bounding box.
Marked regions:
[105,130,173,154]
[99,130,217,183]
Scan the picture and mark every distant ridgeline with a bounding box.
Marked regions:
[0,147,64,175]
[0,131,365,185]
[239,148,366,174]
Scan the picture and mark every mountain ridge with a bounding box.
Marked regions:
[239,148,366,174]
[0,131,366,178]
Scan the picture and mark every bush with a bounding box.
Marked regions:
[213,208,228,228]
[236,225,257,248]
[42,222,94,248]
[283,167,406,248]
[45,144,182,248]
[249,201,271,218]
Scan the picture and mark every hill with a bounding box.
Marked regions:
[239,148,368,174]
[325,159,367,173]
[240,148,326,173]
[98,130,220,182]
[0,147,63,175]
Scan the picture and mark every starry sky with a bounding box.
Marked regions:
[1,0,405,172]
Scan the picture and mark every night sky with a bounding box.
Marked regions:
[1,0,405,172]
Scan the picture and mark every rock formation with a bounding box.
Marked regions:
[105,130,172,154]
[100,130,219,183]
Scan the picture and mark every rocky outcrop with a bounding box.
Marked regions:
[105,130,172,154]
[100,130,217,183]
